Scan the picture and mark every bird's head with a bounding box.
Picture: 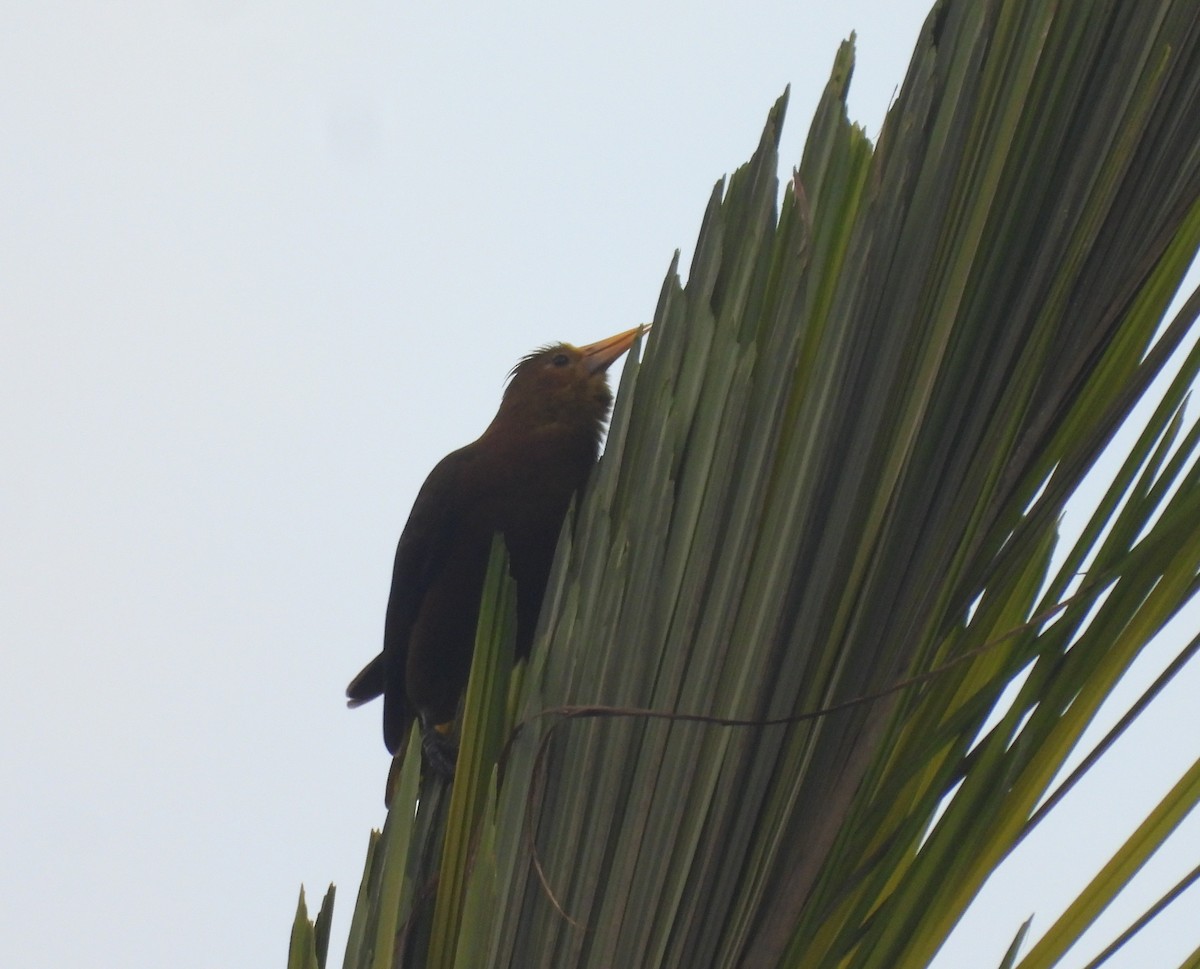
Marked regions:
[492,324,647,437]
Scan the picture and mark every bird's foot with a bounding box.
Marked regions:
[420,721,458,779]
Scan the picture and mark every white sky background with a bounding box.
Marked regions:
[3,2,1199,967]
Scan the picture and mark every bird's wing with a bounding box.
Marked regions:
[379,446,473,754]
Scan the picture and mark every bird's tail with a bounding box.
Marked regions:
[345,654,384,707]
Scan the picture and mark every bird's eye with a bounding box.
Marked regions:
[551,353,570,367]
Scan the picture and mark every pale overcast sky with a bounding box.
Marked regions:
[2,3,1198,967]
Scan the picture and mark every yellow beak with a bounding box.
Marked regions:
[578,324,649,375]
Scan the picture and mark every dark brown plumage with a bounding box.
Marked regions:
[346,325,645,774]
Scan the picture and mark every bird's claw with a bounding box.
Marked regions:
[420,722,458,779]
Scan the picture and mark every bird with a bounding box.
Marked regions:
[346,324,646,776]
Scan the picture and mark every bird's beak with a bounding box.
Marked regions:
[578,324,649,375]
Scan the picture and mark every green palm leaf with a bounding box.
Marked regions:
[298,1,1200,966]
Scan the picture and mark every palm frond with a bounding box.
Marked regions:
[319,2,1200,966]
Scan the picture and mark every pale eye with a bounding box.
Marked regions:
[551,353,570,367]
